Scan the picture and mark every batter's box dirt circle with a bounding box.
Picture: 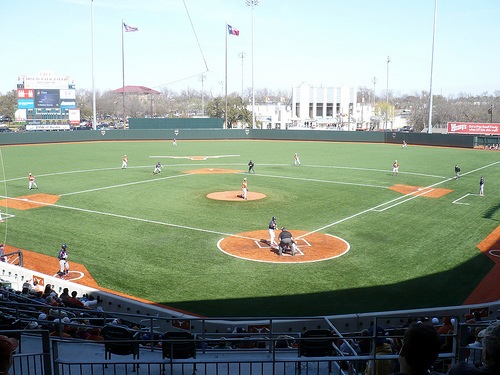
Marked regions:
[217,230,350,263]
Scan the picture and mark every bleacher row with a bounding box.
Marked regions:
[0,261,499,374]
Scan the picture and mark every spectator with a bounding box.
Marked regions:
[213,337,230,349]
[365,325,393,375]
[438,317,454,335]
[86,328,104,341]
[67,291,86,308]
[59,288,70,303]
[0,335,18,375]
[447,321,500,375]
[466,327,483,366]
[358,329,371,355]
[393,322,442,375]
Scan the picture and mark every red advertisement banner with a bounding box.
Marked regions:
[448,122,500,135]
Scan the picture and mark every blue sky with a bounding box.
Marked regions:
[1,0,499,97]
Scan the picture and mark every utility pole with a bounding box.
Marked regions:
[199,74,206,116]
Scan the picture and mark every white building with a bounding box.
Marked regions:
[249,82,412,130]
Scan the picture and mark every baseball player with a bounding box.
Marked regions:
[268,216,278,248]
[392,160,399,176]
[122,155,128,169]
[58,244,69,278]
[0,210,3,223]
[455,165,460,180]
[294,153,301,165]
[152,161,162,175]
[173,138,177,146]
[241,178,247,200]
[248,160,255,174]
[28,173,38,190]
[402,141,407,148]
[479,176,484,196]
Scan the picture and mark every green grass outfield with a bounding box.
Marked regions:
[0,140,498,317]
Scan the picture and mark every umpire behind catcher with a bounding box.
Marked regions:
[278,227,296,256]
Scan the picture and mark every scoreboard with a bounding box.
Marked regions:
[15,71,80,131]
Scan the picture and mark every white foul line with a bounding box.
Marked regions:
[371,189,435,212]
[0,195,261,242]
[59,173,195,196]
[297,159,500,239]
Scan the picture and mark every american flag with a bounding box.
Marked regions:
[123,23,138,32]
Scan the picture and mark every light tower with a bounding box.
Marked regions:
[245,0,259,129]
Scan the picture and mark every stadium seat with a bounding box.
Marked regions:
[298,329,335,373]
[162,331,196,374]
[101,325,140,371]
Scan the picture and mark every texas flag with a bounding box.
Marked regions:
[227,25,239,36]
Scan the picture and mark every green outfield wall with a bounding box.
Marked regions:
[0,128,474,147]
[128,117,224,130]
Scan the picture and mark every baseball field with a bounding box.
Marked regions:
[0,139,498,317]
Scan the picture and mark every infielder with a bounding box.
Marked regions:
[122,155,128,169]
[152,161,162,175]
[241,178,247,200]
[479,176,484,196]
[392,160,399,176]
[28,173,38,190]
[268,216,278,248]
[294,153,301,165]
[58,244,69,277]
[248,160,255,174]
[455,165,460,180]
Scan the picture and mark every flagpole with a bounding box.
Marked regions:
[91,0,97,130]
[122,19,126,128]
[224,23,228,129]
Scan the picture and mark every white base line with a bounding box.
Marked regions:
[298,159,500,239]
[452,194,472,205]
[0,195,261,242]
[371,189,434,212]
[59,173,195,196]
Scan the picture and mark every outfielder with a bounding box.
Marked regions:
[173,138,177,146]
[152,161,162,175]
[294,153,301,165]
[392,160,399,176]
[122,155,128,169]
[58,244,69,278]
[28,173,38,190]
[268,216,278,248]
[455,165,460,180]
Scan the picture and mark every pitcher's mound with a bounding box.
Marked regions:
[218,230,350,263]
[207,191,266,201]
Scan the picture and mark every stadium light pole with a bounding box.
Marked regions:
[91,0,97,130]
[238,51,246,98]
[246,0,259,129]
[199,74,206,116]
[428,0,438,134]
[385,56,390,129]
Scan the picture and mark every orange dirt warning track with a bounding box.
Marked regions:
[218,230,350,263]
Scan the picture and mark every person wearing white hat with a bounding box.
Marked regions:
[28,173,38,190]
[392,160,399,176]
[241,178,247,200]
[121,155,128,169]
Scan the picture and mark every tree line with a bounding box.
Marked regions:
[0,87,499,132]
